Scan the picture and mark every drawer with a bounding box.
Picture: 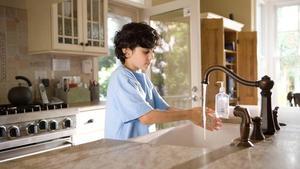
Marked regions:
[72,130,104,145]
[76,109,105,134]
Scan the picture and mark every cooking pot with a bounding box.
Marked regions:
[8,76,33,105]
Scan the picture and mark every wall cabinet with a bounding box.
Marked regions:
[73,107,105,145]
[27,0,108,56]
[201,14,257,108]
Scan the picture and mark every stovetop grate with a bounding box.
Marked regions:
[0,103,68,116]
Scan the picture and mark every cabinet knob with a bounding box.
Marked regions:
[86,119,94,124]
[80,42,90,46]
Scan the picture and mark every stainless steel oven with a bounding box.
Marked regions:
[0,103,77,162]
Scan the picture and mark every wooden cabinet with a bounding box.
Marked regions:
[73,107,105,145]
[27,0,108,56]
[201,15,257,108]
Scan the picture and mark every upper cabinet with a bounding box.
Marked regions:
[27,0,108,56]
[201,13,258,108]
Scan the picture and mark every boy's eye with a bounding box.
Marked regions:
[143,49,153,54]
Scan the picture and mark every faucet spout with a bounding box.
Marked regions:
[202,65,276,135]
[202,65,258,87]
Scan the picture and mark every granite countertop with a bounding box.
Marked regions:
[1,123,300,169]
[1,107,300,168]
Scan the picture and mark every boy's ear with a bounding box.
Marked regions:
[122,48,127,54]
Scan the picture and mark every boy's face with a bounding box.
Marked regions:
[123,47,154,71]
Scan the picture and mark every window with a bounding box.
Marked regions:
[276,4,300,105]
[98,3,137,101]
[259,1,300,106]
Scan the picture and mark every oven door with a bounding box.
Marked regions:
[0,136,71,162]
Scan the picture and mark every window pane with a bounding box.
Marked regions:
[64,0,72,17]
[88,22,92,38]
[277,5,298,32]
[73,0,77,18]
[92,23,99,39]
[58,3,62,15]
[58,17,63,35]
[65,38,72,44]
[150,9,191,109]
[93,0,99,21]
[277,32,299,57]
[64,18,72,36]
[73,19,78,36]
[87,0,91,21]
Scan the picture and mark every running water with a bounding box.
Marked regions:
[202,83,207,140]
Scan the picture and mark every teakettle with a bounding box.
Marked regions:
[8,76,33,105]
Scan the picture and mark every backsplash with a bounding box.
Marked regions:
[0,6,94,104]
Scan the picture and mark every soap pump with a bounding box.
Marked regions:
[215,81,229,118]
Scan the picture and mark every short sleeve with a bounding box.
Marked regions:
[144,75,169,110]
[152,86,169,110]
[112,72,153,123]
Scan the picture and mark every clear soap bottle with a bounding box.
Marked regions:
[215,81,229,118]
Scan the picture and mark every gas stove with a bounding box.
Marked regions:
[0,103,77,162]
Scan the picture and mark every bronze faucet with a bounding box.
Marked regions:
[202,65,276,135]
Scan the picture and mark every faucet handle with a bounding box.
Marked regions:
[273,106,280,131]
[232,106,254,147]
[250,116,265,141]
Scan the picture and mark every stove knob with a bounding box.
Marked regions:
[63,118,72,128]
[38,120,48,131]
[8,126,20,138]
[26,123,38,135]
[49,120,58,131]
[0,126,6,138]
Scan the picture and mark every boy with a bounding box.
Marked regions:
[105,22,222,140]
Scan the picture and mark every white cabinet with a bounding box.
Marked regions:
[73,107,105,145]
[27,0,108,56]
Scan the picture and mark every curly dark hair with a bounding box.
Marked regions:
[114,22,161,64]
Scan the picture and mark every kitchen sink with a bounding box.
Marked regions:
[132,122,240,150]
[132,104,261,149]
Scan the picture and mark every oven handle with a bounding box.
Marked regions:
[0,136,72,163]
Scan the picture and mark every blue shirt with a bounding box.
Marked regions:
[104,65,169,140]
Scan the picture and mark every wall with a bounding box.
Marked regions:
[0,0,26,9]
[200,0,254,31]
[0,5,94,104]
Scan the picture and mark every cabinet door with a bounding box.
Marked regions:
[237,32,258,105]
[82,0,107,53]
[52,0,83,51]
[201,19,226,108]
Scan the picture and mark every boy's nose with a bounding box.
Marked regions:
[148,52,154,60]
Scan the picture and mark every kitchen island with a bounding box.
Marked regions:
[1,107,300,169]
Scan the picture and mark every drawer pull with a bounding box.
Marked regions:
[87,119,94,124]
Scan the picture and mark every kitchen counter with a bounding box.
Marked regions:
[2,119,300,168]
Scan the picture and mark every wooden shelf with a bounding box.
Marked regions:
[225,62,235,66]
[224,49,236,54]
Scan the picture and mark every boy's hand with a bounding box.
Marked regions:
[191,107,222,131]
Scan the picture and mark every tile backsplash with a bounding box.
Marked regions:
[0,6,94,104]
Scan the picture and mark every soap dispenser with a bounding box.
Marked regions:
[215,81,229,118]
